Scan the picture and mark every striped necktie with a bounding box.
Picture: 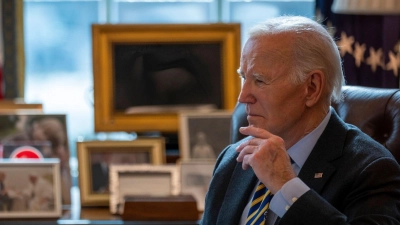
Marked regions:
[246,182,273,225]
[246,157,294,225]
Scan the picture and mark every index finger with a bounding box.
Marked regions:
[239,126,274,139]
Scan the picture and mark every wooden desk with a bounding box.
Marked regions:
[0,207,201,225]
[0,189,201,225]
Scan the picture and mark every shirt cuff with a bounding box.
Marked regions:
[269,177,310,217]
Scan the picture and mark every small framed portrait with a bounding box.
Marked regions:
[178,159,215,212]
[0,113,71,205]
[92,23,241,133]
[0,159,62,218]
[179,111,232,160]
[109,164,180,215]
[77,138,165,206]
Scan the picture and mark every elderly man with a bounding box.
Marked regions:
[201,16,400,225]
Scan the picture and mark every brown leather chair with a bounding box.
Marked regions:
[230,85,400,163]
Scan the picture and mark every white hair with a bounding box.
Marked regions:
[248,16,345,103]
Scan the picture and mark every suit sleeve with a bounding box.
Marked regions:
[201,145,235,225]
[279,157,400,225]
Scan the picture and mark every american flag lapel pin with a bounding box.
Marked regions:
[314,173,323,178]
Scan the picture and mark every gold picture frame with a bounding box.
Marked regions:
[92,23,241,132]
[109,164,180,215]
[77,139,165,206]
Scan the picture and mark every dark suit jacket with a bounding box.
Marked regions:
[201,110,400,225]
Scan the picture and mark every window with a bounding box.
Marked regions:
[23,0,314,170]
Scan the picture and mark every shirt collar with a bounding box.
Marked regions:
[287,107,332,169]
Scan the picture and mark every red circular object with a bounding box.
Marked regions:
[9,146,43,159]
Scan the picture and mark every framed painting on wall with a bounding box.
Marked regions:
[92,23,241,132]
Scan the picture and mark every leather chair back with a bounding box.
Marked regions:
[230,85,400,163]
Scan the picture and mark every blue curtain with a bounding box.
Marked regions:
[316,0,400,88]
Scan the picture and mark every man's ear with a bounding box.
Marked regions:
[305,70,324,107]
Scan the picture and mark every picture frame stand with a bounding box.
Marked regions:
[121,195,199,221]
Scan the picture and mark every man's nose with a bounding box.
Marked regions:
[237,81,254,104]
[238,89,246,103]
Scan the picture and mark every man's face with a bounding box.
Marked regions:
[238,35,309,139]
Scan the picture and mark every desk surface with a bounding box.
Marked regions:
[0,187,201,225]
[0,207,201,225]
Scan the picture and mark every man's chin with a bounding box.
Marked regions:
[247,116,265,128]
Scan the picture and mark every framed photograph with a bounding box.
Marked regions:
[179,111,232,160]
[0,159,62,218]
[77,138,166,206]
[178,159,215,212]
[0,113,71,205]
[92,23,241,133]
[109,164,180,215]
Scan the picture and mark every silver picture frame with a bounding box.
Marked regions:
[109,164,180,215]
[177,159,215,211]
[179,111,232,160]
[0,159,62,218]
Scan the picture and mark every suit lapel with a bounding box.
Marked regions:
[298,110,347,193]
[217,162,258,225]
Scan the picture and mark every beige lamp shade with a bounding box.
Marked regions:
[332,0,400,14]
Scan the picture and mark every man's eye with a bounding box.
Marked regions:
[255,79,264,83]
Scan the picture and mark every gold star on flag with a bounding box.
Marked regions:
[386,51,400,77]
[394,40,400,53]
[366,47,384,72]
[336,31,354,57]
[354,42,366,67]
